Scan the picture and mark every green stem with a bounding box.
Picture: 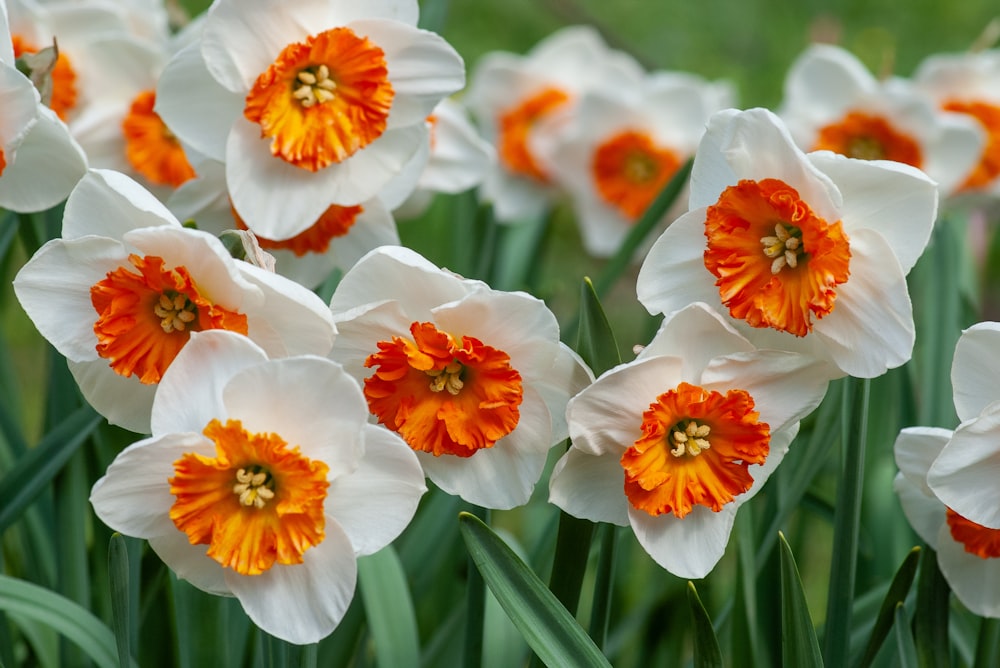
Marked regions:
[588,524,617,649]
[546,512,595,615]
[974,617,1000,668]
[821,376,870,667]
[463,505,490,668]
[914,549,950,668]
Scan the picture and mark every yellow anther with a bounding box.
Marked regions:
[294,64,338,109]
[670,421,711,458]
[233,467,274,509]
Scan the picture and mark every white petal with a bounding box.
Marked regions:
[328,300,415,382]
[150,330,268,435]
[928,403,1000,528]
[629,503,738,579]
[548,448,629,526]
[479,165,555,224]
[417,99,494,194]
[567,356,685,456]
[951,322,1000,422]
[813,228,915,378]
[63,169,180,241]
[90,432,211,538]
[893,426,952,496]
[807,151,937,274]
[922,112,986,196]
[69,359,158,434]
[0,62,39,156]
[148,533,231,597]
[936,524,1000,618]
[225,517,357,645]
[327,424,425,556]
[639,303,755,377]
[781,45,874,126]
[156,41,242,163]
[0,107,86,213]
[893,471,945,548]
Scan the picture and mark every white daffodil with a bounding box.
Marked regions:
[463,25,644,223]
[779,43,983,196]
[90,330,426,644]
[636,107,938,379]
[927,322,1000,529]
[328,246,592,509]
[13,168,335,433]
[168,158,400,289]
[894,426,1000,617]
[550,302,829,579]
[155,0,465,240]
[542,71,733,257]
[913,49,1000,196]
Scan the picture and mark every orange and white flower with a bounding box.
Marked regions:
[541,72,733,256]
[779,43,983,196]
[550,303,829,578]
[927,322,1000,529]
[464,25,644,223]
[895,426,1000,617]
[13,169,335,433]
[90,330,425,644]
[636,107,938,379]
[155,0,464,240]
[328,246,592,509]
[913,49,1000,196]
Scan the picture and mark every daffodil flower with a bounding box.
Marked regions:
[13,168,336,433]
[550,303,829,579]
[895,426,1000,617]
[637,107,938,379]
[90,330,426,644]
[155,0,465,240]
[328,246,593,509]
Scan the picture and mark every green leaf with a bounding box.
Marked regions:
[778,532,823,668]
[108,534,131,668]
[687,582,723,668]
[576,278,622,376]
[857,546,921,668]
[358,546,420,668]
[914,548,950,668]
[895,604,919,668]
[0,574,126,668]
[974,618,1000,668]
[0,404,101,533]
[458,512,612,668]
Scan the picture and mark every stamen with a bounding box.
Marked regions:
[428,360,465,395]
[670,420,711,457]
[294,64,338,109]
[153,291,198,333]
[232,466,275,509]
[761,223,805,274]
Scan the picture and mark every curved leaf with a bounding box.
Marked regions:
[858,547,921,668]
[778,532,822,668]
[687,581,723,668]
[358,546,420,668]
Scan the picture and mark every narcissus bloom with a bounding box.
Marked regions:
[13,169,335,433]
[895,426,1000,617]
[636,107,938,379]
[155,0,465,240]
[542,72,733,256]
[328,246,592,509]
[464,25,644,222]
[927,322,1000,529]
[90,330,426,644]
[550,303,829,578]
[779,44,983,196]
[913,49,1000,195]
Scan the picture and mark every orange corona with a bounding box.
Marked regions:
[946,508,1000,560]
[703,178,851,337]
[122,90,196,188]
[364,321,523,457]
[814,111,923,166]
[244,27,394,171]
[621,382,770,518]
[591,130,681,220]
[169,419,330,576]
[12,35,78,121]
[90,254,248,384]
[233,203,362,256]
[497,87,569,181]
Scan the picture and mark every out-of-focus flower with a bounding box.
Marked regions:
[541,72,733,257]
[636,107,938,379]
[550,303,829,578]
[168,159,399,289]
[927,322,1000,528]
[779,43,983,196]
[13,169,335,433]
[90,330,426,644]
[156,0,464,240]
[913,49,1000,195]
[464,25,644,223]
[894,426,1000,617]
[328,246,592,509]
[393,97,495,220]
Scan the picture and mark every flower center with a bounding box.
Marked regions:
[170,419,329,576]
[243,27,395,172]
[364,321,523,458]
[703,178,851,337]
[122,89,196,188]
[90,254,248,384]
[943,99,1000,190]
[946,507,1000,559]
[591,130,682,221]
[12,34,78,121]
[814,111,923,167]
[497,87,570,182]
[232,202,362,256]
[621,382,770,518]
